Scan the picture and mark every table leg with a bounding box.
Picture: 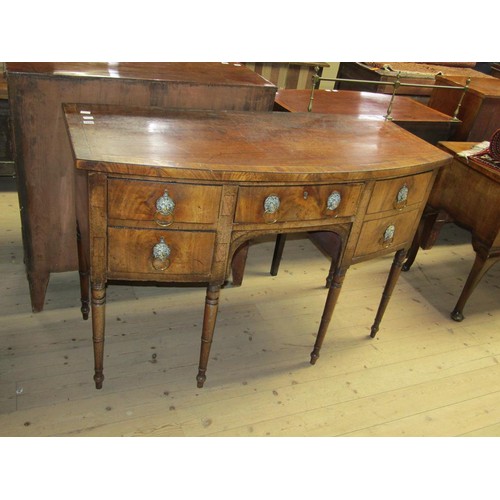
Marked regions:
[76,222,90,320]
[91,282,106,389]
[196,284,221,388]
[451,252,498,322]
[370,249,406,338]
[310,267,347,364]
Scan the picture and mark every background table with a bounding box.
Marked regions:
[274,88,458,144]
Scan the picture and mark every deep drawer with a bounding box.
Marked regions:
[353,209,419,258]
[107,227,216,276]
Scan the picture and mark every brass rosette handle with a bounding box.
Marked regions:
[394,184,409,210]
[154,190,175,226]
[381,224,395,248]
[152,237,171,271]
[263,194,280,224]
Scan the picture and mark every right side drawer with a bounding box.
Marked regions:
[366,171,434,215]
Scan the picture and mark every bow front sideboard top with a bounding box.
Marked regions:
[63,104,451,389]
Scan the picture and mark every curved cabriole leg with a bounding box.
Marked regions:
[450,252,497,322]
[196,284,221,388]
[91,283,106,389]
[310,267,347,365]
[370,249,406,338]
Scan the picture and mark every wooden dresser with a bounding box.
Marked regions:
[429,76,500,141]
[6,62,276,313]
[63,104,451,389]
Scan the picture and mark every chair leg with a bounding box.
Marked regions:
[270,234,287,276]
[451,252,498,322]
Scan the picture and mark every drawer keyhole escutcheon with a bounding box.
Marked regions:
[381,224,396,248]
[155,190,175,226]
[152,237,171,270]
[327,191,341,213]
[394,184,409,210]
[264,194,280,224]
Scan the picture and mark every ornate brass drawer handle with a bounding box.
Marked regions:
[381,224,396,247]
[327,191,341,212]
[394,184,409,210]
[154,190,175,226]
[152,237,171,270]
[264,194,280,223]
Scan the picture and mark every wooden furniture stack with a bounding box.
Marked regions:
[429,75,500,141]
[63,104,450,389]
[5,62,276,313]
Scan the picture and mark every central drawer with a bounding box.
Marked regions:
[234,183,363,224]
[107,227,216,277]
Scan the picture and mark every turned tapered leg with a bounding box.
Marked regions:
[91,283,106,389]
[310,267,347,364]
[370,249,406,338]
[196,284,221,388]
[76,223,90,320]
[270,234,287,276]
[451,252,498,322]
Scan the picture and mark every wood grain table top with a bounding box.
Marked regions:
[63,104,451,183]
[5,62,275,88]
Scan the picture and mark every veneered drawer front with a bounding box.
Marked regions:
[107,227,215,276]
[353,210,419,258]
[366,172,433,214]
[108,179,222,224]
[234,183,363,223]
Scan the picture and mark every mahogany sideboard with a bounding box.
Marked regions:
[63,104,450,389]
[6,62,276,312]
[403,141,499,321]
[429,76,500,141]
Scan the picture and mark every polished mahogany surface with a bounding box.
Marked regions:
[5,62,275,87]
[64,104,450,181]
[436,76,500,98]
[275,89,454,122]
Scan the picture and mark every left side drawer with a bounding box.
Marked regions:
[107,227,216,277]
[108,179,222,225]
